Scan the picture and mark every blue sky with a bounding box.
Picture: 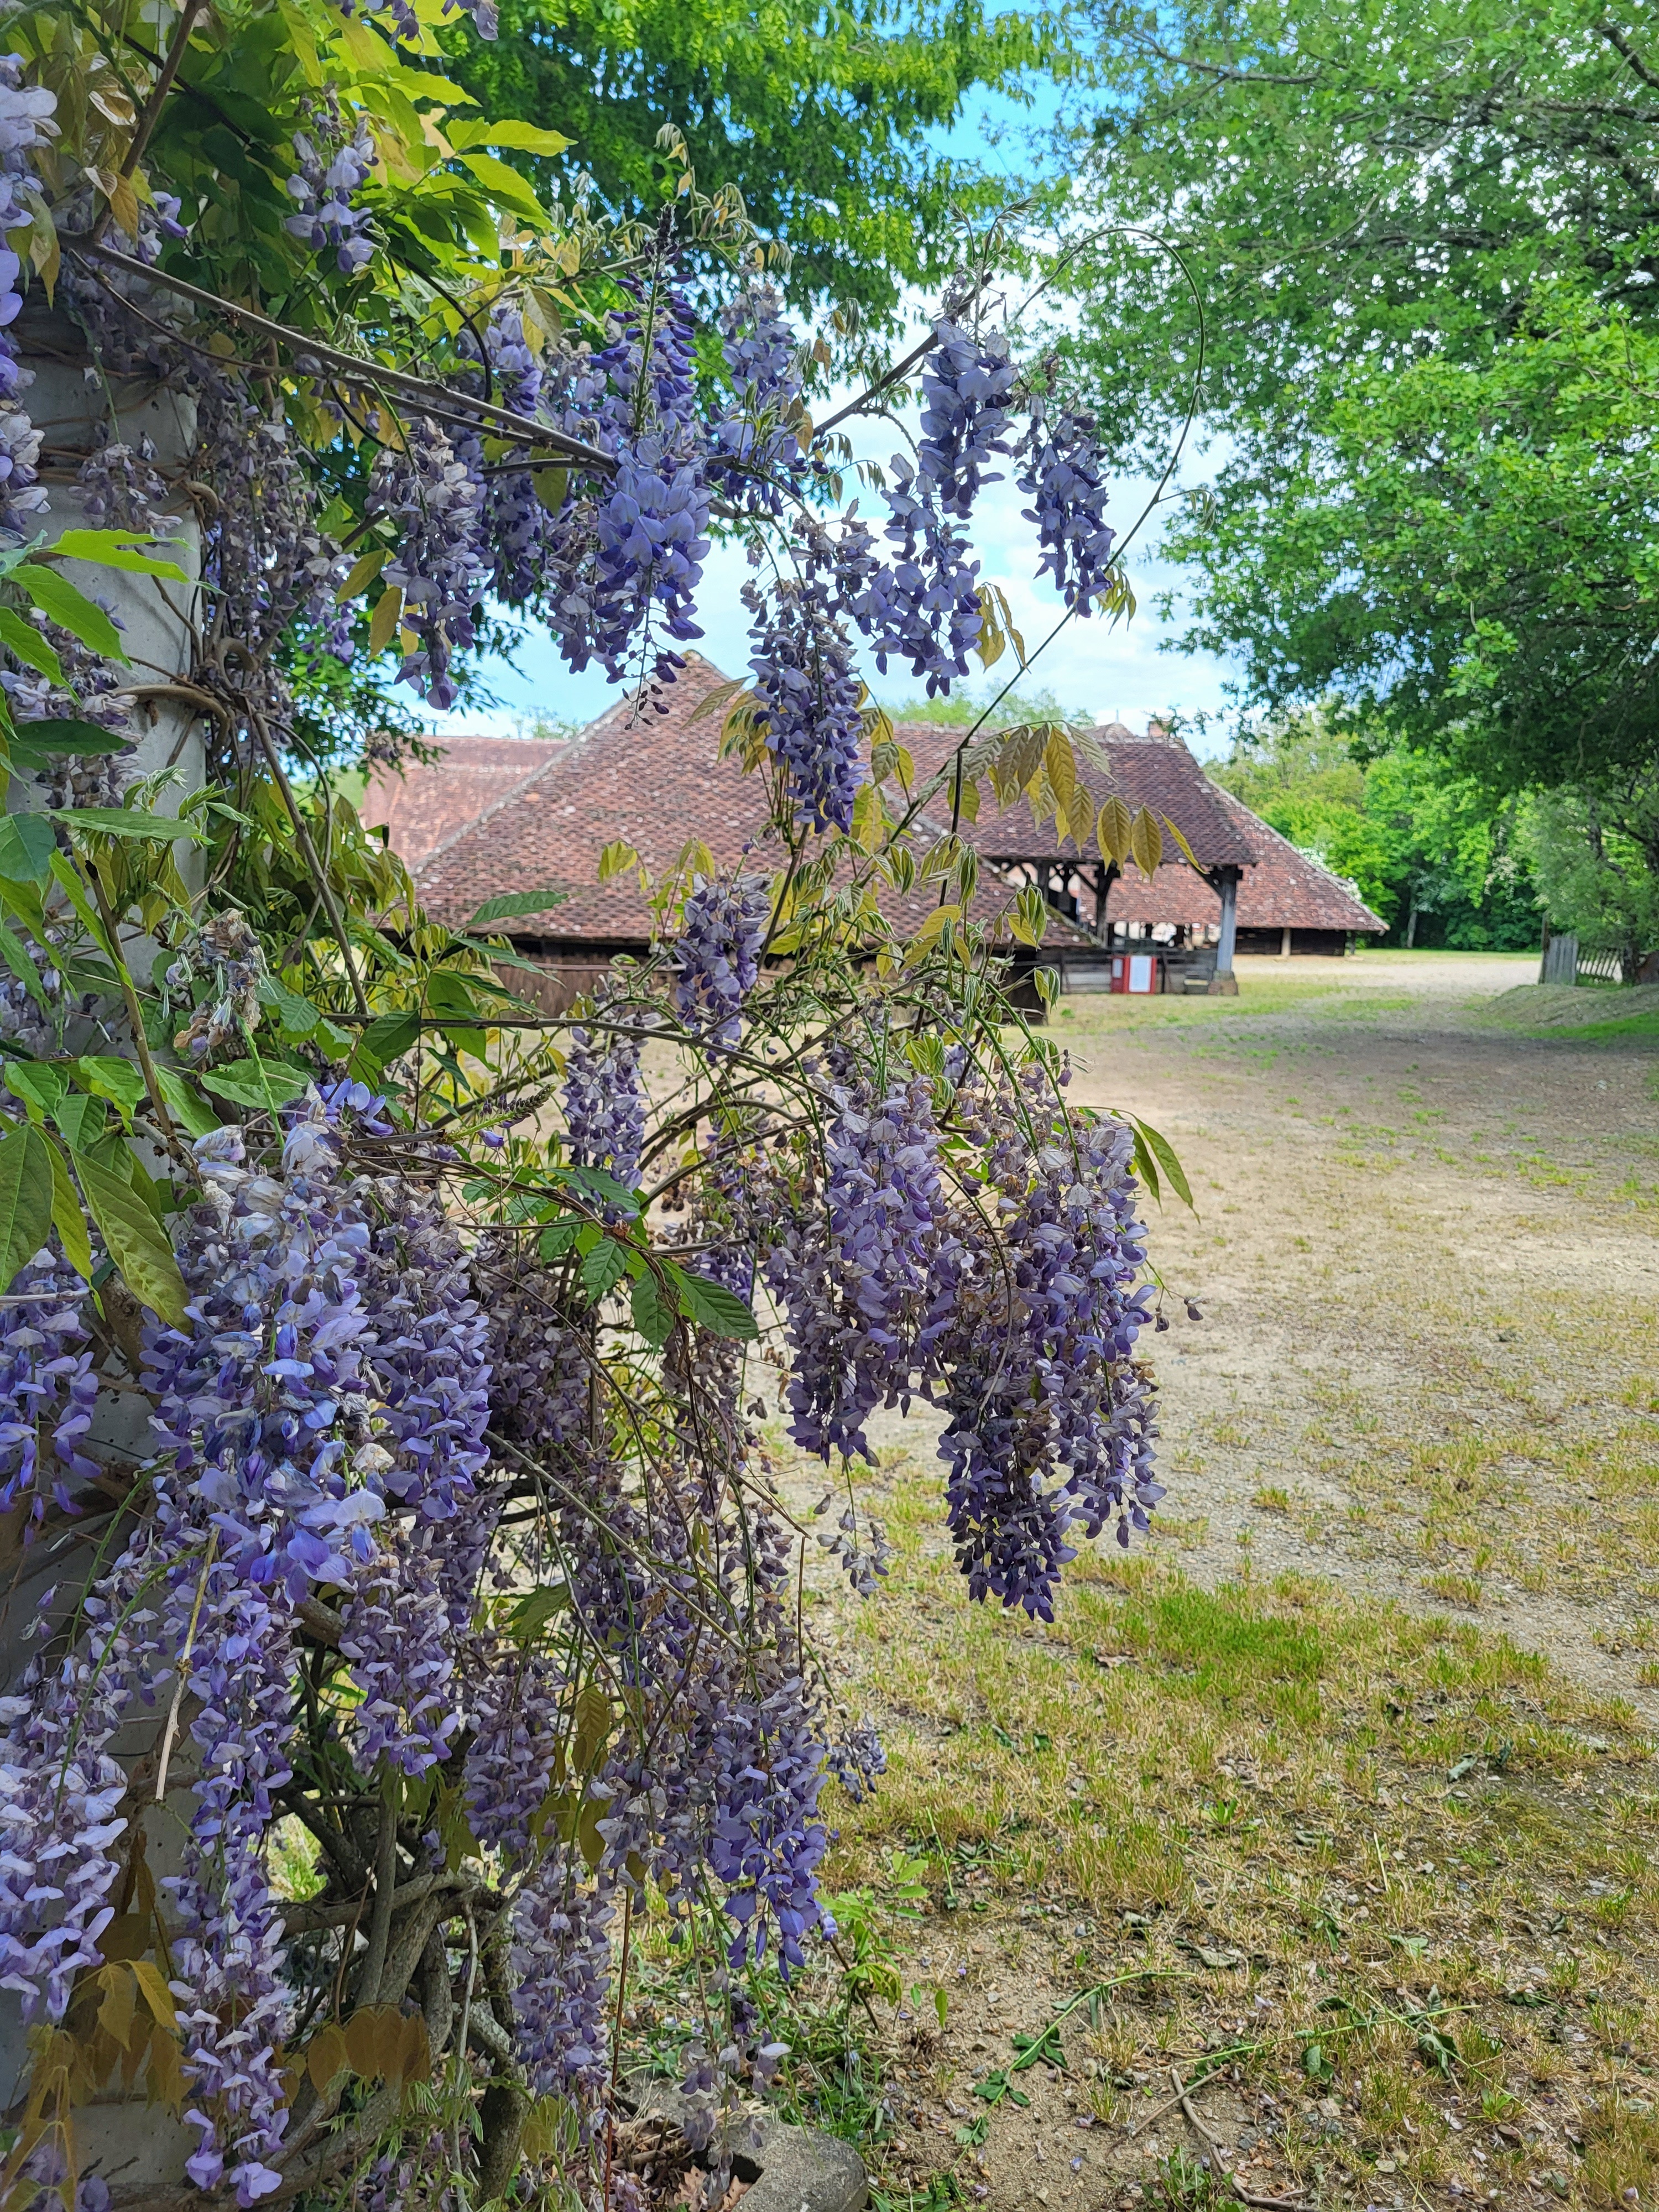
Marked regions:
[436,60,1240,759]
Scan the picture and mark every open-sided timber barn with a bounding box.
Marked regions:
[379,656,1384,1006]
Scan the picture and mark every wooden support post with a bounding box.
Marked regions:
[1207,867,1240,995]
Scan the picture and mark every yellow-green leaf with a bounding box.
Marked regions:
[849,782,883,855]
[0,1121,55,1292]
[1129,806,1164,880]
[572,1682,611,1772]
[131,1958,178,2031]
[337,547,389,603]
[98,1962,137,2050]
[1096,796,1134,867]
[448,117,572,156]
[11,566,126,660]
[458,152,550,227]
[74,1147,188,1327]
[1044,729,1078,823]
[44,1134,92,1280]
[1161,812,1201,872]
[367,586,404,656]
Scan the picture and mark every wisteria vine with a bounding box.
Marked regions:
[0,19,1199,2212]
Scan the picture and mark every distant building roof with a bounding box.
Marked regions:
[893,720,1259,872]
[363,733,567,870]
[415,656,1094,950]
[1104,784,1386,935]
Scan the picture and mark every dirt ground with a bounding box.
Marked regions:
[1062,951,1659,1710]
[766,951,1659,2212]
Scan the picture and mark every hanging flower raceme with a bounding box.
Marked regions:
[559,274,711,682]
[1016,400,1119,613]
[672,874,770,1047]
[0,56,55,531]
[760,1055,957,1475]
[858,458,984,694]
[713,277,805,502]
[745,541,867,833]
[285,93,377,276]
[374,415,486,709]
[482,302,550,599]
[917,318,1017,521]
[560,1003,647,1187]
[0,1246,98,1534]
[936,1066,1161,1622]
[76,426,168,533]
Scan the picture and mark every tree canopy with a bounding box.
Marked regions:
[1211,711,1540,947]
[450,0,1052,329]
[1041,0,1659,880]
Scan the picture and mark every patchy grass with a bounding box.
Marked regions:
[1478,983,1659,1042]
[790,1454,1659,2209]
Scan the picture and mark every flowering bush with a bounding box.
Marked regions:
[0,10,1198,2210]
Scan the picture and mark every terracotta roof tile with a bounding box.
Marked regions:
[890,721,1260,870]
[417,656,761,941]
[363,735,567,870]
[416,658,1094,950]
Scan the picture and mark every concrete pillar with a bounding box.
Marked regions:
[1281,925,1292,958]
[0,309,207,2190]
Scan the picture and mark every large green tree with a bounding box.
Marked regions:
[1042,0,1659,830]
[450,0,1051,327]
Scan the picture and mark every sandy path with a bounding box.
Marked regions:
[1056,952,1659,1710]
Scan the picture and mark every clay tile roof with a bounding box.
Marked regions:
[1105,785,1386,934]
[363,734,568,870]
[418,656,759,940]
[416,658,1096,950]
[889,721,1259,870]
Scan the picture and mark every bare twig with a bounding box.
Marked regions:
[359,1772,399,2004]
[154,1531,216,1799]
[1173,2067,1312,2211]
[118,0,210,182]
[247,708,371,1021]
[85,859,187,1165]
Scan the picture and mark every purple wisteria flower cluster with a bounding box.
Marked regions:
[672,873,770,1046]
[0,38,1180,2205]
[560,1001,647,1185]
[937,1063,1162,1620]
[373,416,485,710]
[762,1053,956,1468]
[917,317,1018,520]
[0,1098,498,2204]
[723,1045,1161,1623]
[1016,399,1120,613]
[0,56,54,533]
[744,539,868,833]
[285,95,377,276]
[0,1248,97,1532]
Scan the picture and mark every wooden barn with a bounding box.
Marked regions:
[367,657,1383,1005]
[394,655,1096,1010]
